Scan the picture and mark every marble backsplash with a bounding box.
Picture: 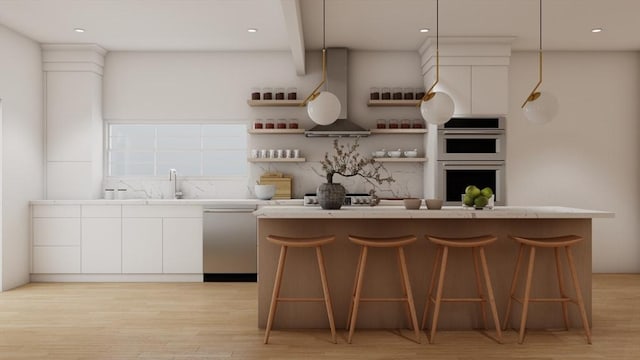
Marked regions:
[103,161,424,200]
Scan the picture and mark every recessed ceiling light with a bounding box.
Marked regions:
[74,28,85,33]
[247,28,258,33]
[419,28,430,33]
[591,28,603,33]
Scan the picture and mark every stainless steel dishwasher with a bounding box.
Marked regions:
[203,204,257,282]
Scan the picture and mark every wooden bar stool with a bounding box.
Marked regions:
[503,235,592,344]
[422,235,502,344]
[263,234,337,344]
[346,234,420,344]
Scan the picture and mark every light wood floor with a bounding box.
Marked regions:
[0,274,638,359]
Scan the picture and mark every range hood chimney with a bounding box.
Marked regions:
[304,48,370,137]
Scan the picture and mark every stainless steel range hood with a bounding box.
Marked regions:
[304,48,370,137]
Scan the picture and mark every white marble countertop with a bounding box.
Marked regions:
[30,199,305,206]
[255,205,614,219]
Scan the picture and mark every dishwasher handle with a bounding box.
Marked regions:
[204,208,256,213]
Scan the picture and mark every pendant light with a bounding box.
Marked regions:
[420,0,454,125]
[522,0,558,124]
[302,0,341,125]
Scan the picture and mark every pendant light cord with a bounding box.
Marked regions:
[436,0,439,52]
[301,0,328,105]
[539,0,542,52]
[521,0,544,108]
[323,0,326,50]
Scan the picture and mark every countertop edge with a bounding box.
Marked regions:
[30,199,304,206]
[254,206,615,219]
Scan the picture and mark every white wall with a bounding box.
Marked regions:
[103,51,426,199]
[507,51,640,273]
[0,25,44,290]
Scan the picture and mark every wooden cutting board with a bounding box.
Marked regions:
[259,173,292,199]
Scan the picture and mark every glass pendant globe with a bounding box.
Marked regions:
[307,91,341,125]
[523,91,558,124]
[420,91,455,125]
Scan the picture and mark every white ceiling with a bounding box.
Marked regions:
[0,0,639,52]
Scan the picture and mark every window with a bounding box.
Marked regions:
[107,123,247,177]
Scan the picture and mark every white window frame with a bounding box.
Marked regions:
[104,119,249,179]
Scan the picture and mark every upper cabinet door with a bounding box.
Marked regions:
[471,66,509,115]
[438,66,472,116]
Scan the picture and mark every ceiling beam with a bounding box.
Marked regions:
[280,0,306,75]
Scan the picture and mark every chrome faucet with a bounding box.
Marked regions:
[168,168,183,199]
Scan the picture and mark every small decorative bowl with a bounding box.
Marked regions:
[425,198,443,210]
[372,150,386,157]
[403,198,422,210]
[387,149,402,158]
[404,149,418,158]
[255,184,276,200]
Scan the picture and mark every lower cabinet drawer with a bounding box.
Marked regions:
[33,218,81,246]
[32,246,81,273]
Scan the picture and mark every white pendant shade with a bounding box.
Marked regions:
[307,91,341,125]
[420,91,455,125]
[523,91,558,124]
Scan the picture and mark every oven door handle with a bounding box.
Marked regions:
[442,162,504,167]
[442,131,504,135]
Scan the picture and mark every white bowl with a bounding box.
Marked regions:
[404,149,418,158]
[255,184,276,200]
[372,150,386,157]
[387,150,402,158]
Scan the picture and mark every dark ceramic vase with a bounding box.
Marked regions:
[317,183,346,210]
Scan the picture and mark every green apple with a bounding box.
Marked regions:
[474,195,488,208]
[465,185,480,198]
[480,187,493,198]
[463,194,475,207]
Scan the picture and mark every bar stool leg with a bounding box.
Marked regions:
[429,246,449,344]
[316,246,337,344]
[264,245,288,344]
[346,246,365,330]
[472,247,489,329]
[554,247,571,330]
[398,247,421,343]
[518,246,536,344]
[565,246,593,344]
[348,246,369,344]
[503,243,525,330]
[422,246,443,329]
[479,247,503,343]
[396,250,414,331]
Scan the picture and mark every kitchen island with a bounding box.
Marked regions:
[255,205,613,330]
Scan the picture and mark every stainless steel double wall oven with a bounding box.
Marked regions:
[436,117,506,205]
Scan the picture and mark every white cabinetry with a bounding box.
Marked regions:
[471,66,509,115]
[419,38,512,116]
[32,205,81,274]
[122,218,163,273]
[82,218,122,273]
[425,65,508,116]
[122,205,203,274]
[31,203,204,280]
[42,44,106,199]
[163,218,203,273]
[81,205,122,273]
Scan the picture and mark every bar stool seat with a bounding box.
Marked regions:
[422,234,502,343]
[346,234,420,344]
[503,235,592,344]
[264,234,337,344]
